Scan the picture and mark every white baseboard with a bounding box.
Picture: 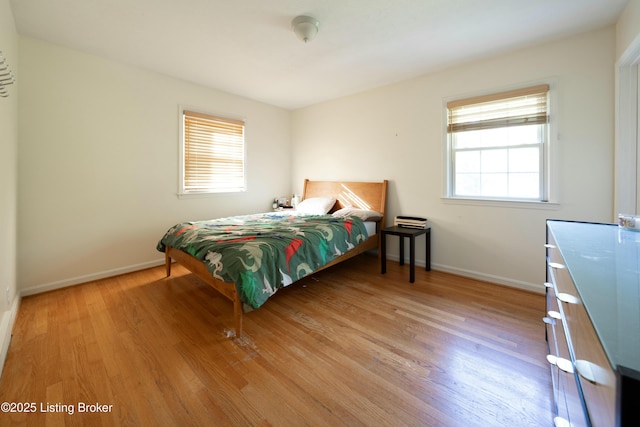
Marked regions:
[432,263,544,294]
[20,259,166,297]
[0,295,20,379]
[386,254,544,295]
[20,254,544,298]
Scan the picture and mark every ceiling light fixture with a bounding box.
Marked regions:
[292,15,320,43]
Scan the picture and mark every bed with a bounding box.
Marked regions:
[157,179,388,337]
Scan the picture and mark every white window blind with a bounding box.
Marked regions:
[446,84,549,201]
[182,110,245,194]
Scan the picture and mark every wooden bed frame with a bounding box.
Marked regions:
[164,179,388,337]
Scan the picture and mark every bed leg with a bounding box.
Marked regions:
[234,297,243,337]
[165,252,171,277]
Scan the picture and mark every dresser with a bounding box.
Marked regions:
[545,220,640,426]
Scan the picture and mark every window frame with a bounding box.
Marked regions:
[443,82,558,208]
[178,106,247,198]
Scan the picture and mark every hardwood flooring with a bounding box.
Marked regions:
[0,254,552,426]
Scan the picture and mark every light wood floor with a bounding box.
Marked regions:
[0,254,552,426]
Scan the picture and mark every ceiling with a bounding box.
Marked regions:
[9,0,629,110]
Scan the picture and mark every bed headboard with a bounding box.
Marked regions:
[301,179,388,228]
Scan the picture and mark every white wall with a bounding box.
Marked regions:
[291,27,616,292]
[614,0,640,217]
[0,0,19,374]
[617,0,640,57]
[17,37,292,294]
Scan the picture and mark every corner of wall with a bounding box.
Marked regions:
[0,0,20,379]
[0,295,20,379]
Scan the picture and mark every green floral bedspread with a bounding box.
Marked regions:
[157,212,369,311]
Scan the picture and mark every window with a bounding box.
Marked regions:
[180,109,245,195]
[446,84,549,202]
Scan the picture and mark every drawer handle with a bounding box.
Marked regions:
[575,359,610,385]
[544,282,553,288]
[543,316,555,326]
[544,244,557,249]
[557,293,579,304]
[547,310,562,320]
[546,354,574,373]
[548,262,566,270]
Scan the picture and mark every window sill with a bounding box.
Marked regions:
[441,197,560,210]
[178,190,246,199]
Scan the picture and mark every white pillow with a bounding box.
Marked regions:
[295,197,336,214]
[332,207,383,221]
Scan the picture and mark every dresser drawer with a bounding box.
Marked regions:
[561,294,616,426]
[546,236,563,266]
[554,363,589,427]
[545,278,571,362]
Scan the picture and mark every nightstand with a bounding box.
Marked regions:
[380,226,431,283]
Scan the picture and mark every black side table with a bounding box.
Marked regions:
[380,226,431,283]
